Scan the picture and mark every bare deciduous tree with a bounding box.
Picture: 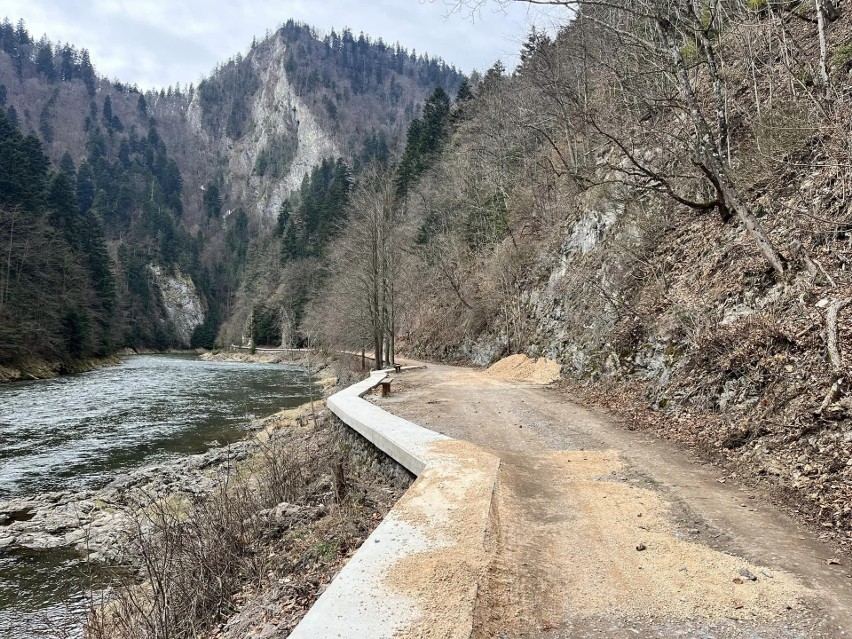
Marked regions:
[308,166,403,369]
[444,0,846,277]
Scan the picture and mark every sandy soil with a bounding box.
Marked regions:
[373,361,852,639]
[484,354,562,384]
[387,440,501,639]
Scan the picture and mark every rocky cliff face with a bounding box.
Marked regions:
[149,265,206,346]
[418,160,852,551]
[186,35,339,226]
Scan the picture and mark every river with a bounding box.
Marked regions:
[0,354,314,637]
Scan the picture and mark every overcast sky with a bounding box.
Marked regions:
[2,1,569,90]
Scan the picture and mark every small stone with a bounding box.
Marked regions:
[761,569,774,579]
[733,577,744,584]
[688,529,700,535]
[636,543,647,551]
[738,568,758,581]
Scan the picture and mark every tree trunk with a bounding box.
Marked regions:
[383,334,390,369]
[374,332,383,370]
[658,18,787,278]
[2,216,13,309]
[815,0,831,91]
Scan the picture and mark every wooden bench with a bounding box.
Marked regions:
[379,380,392,397]
[393,364,402,373]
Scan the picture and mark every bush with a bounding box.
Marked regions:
[830,41,852,71]
[85,412,411,639]
[253,134,298,178]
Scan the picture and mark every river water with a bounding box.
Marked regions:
[0,354,314,637]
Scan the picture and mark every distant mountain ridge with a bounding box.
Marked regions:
[0,16,464,366]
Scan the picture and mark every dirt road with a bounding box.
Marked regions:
[373,362,852,639]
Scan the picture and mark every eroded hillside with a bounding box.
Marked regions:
[300,1,852,551]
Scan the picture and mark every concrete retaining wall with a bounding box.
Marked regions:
[288,368,499,639]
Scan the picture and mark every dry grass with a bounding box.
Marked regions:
[85,405,411,639]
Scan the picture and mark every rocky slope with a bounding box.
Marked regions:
[391,4,852,553]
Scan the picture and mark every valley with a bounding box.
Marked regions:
[1,0,851,637]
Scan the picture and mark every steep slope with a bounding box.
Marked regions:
[0,16,463,364]
[304,3,852,553]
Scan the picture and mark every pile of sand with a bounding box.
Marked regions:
[483,354,561,384]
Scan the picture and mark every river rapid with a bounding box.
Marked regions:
[0,354,314,638]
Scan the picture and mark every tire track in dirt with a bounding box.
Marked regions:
[375,362,852,638]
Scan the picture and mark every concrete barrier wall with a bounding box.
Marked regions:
[326,371,450,475]
[288,368,499,639]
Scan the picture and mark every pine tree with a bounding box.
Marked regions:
[19,134,51,211]
[39,92,58,144]
[455,78,473,103]
[276,200,292,236]
[420,87,451,154]
[47,171,81,246]
[79,49,96,96]
[118,138,131,167]
[35,39,57,82]
[479,61,505,96]
[102,96,113,127]
[60,152,76,178]
[59,45,76,81]
[81,208,116,315]
[203,183,222,218]
[76,161,95,214]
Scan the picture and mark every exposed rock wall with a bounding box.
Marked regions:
[149,264,205,346]
[420,168,852,551]
[186,34,339,226]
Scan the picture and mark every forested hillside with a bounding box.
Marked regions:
[0,16,462,371]
[0,107,117,370]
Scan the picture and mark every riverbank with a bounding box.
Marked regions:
[200,349,342,395]
[0,405,305,562]
[200,348,313,366]
[0,353,338,559]
[0,353,409,637]
[0,354,123,383]
[81,363,411,638]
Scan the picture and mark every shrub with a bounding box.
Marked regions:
[830,41,852,71]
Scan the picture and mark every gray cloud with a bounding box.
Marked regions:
[3,0,568,89]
